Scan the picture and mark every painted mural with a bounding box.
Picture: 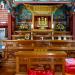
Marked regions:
[53,5,71,31]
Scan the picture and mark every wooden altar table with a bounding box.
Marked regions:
[15,51,67,75]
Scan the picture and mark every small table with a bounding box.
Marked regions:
[15,51,67,75]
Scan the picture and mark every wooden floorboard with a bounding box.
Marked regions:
[0,65,15,75]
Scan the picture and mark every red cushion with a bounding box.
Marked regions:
[65,58,75,67]
[28,69,54,75]
[46,70,54,75]
[28,69,36,75]
[65,66,75,74]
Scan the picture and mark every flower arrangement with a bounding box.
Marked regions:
[54,23,65,31]
[19,23,30,31]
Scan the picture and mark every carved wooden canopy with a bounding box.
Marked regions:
[25,4,61,15]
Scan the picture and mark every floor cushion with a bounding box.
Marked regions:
[65,58,75,74]
[28,69,54,75]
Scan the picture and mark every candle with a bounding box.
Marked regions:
[45,18,46,25]
[38,18,40,25]
[45,18,47,26]
[51,14,54,29]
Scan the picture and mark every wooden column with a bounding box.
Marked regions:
[12,16,15,35]
[8,13,12,40]
[69,14,73,35]
[72,13,75,39]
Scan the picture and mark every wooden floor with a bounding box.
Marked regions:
[0,58,15,75]
[0,64,15,75]
[0,67,14,75]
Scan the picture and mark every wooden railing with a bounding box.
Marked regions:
[2,40,75,59]
[12,34,73,40]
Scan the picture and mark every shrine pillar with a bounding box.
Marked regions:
[8,13,12,39]
[72,13,75,39]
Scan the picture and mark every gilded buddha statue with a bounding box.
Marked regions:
[38,17,48,29]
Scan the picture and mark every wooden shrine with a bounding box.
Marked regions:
[0,1,75,75]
